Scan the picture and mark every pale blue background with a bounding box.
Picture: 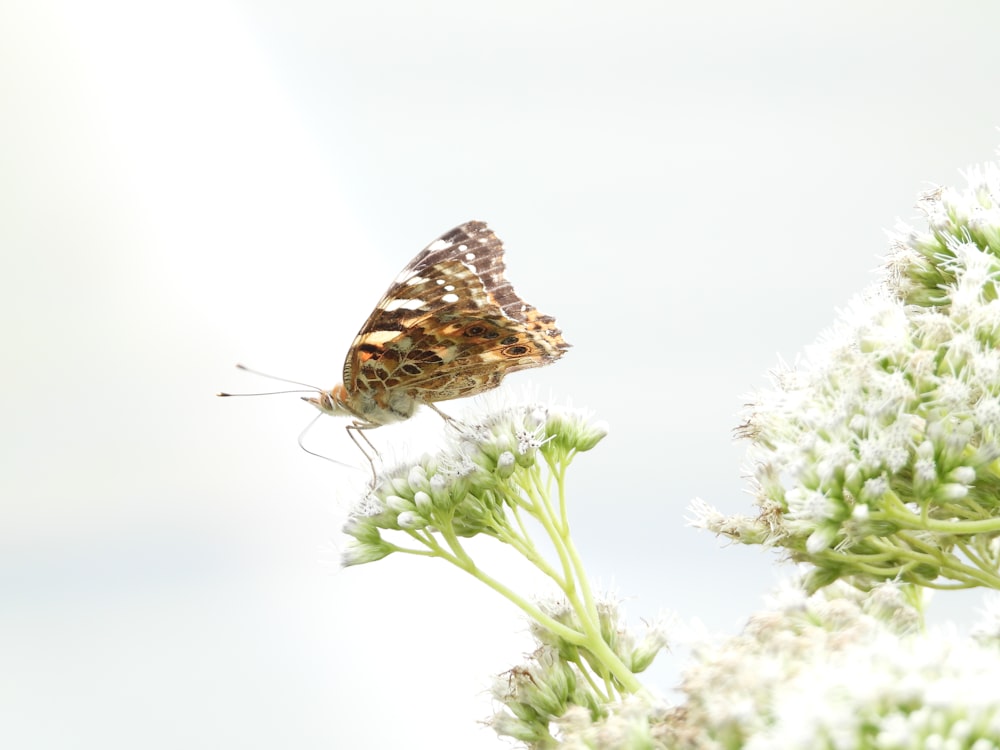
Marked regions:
[3,2,999,748]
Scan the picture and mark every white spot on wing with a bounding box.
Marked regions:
[464,252,475,261]
[442,293,459,304]
[362,330,400,345]
[382,298,427,312]
[444,284,455,291]
[458,244,468,252]
[405,276,425,286]
[426,239,451,251]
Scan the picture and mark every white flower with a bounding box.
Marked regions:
[672,581,1000,749]
[709,162,1000,589]
[971,592,1000,646]
[554,693,671,750]
[746,631,1000,749]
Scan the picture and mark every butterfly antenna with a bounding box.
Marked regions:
[236,362,322,388]
[217,363,323,397]
[297,412,360,470]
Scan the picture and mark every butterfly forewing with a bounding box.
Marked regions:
[341,221,568,410]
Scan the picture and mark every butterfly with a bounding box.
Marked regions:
[305,221,569,448]
[222,221,570,470]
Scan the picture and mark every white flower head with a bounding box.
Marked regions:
[718,162,1000,590]
[340,395,611,567]
[971,592,1000,646]
[673,581,998,748]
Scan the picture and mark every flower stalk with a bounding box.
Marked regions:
[341,400,657,739]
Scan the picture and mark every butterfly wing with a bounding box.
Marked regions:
[342,221,569,410]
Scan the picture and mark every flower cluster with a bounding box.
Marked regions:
[694,164,1000,591]
[971,592,1000,646]
[489,596,671,749]
[668,581,1000,750]
[341,399,662,723]
[341,400,609,567]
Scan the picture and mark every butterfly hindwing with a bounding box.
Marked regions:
[330,220,568,424]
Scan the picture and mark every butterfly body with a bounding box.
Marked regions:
[304,220,569,428]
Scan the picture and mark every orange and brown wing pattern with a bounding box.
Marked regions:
[341,221,569,418]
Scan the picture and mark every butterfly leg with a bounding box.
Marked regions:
[426,402,457,425]
[346,421,381,483]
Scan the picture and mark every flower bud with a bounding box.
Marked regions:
[946,465,976,485]
[806,524,838,554]
[340,539,392,567]
[496,451,516,479]
[385,494,414,514]
[575,419,610,452]
[397,511,426,529]
[413,490,433,515]
[407,465,429,492]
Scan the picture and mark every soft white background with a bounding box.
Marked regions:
[4,2,1000,747]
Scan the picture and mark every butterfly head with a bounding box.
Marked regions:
[302,383,353,418]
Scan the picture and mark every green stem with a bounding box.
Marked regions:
[494,519,569,590]
[552,458,601,627]
[878,491,1000,534]
[519,466,580,599]
[858,531,1000,588]
[425,522,590,645]
[492,455,645,694]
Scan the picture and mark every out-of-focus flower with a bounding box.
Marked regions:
[667,581,1000,750]
[490,595,672,748]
